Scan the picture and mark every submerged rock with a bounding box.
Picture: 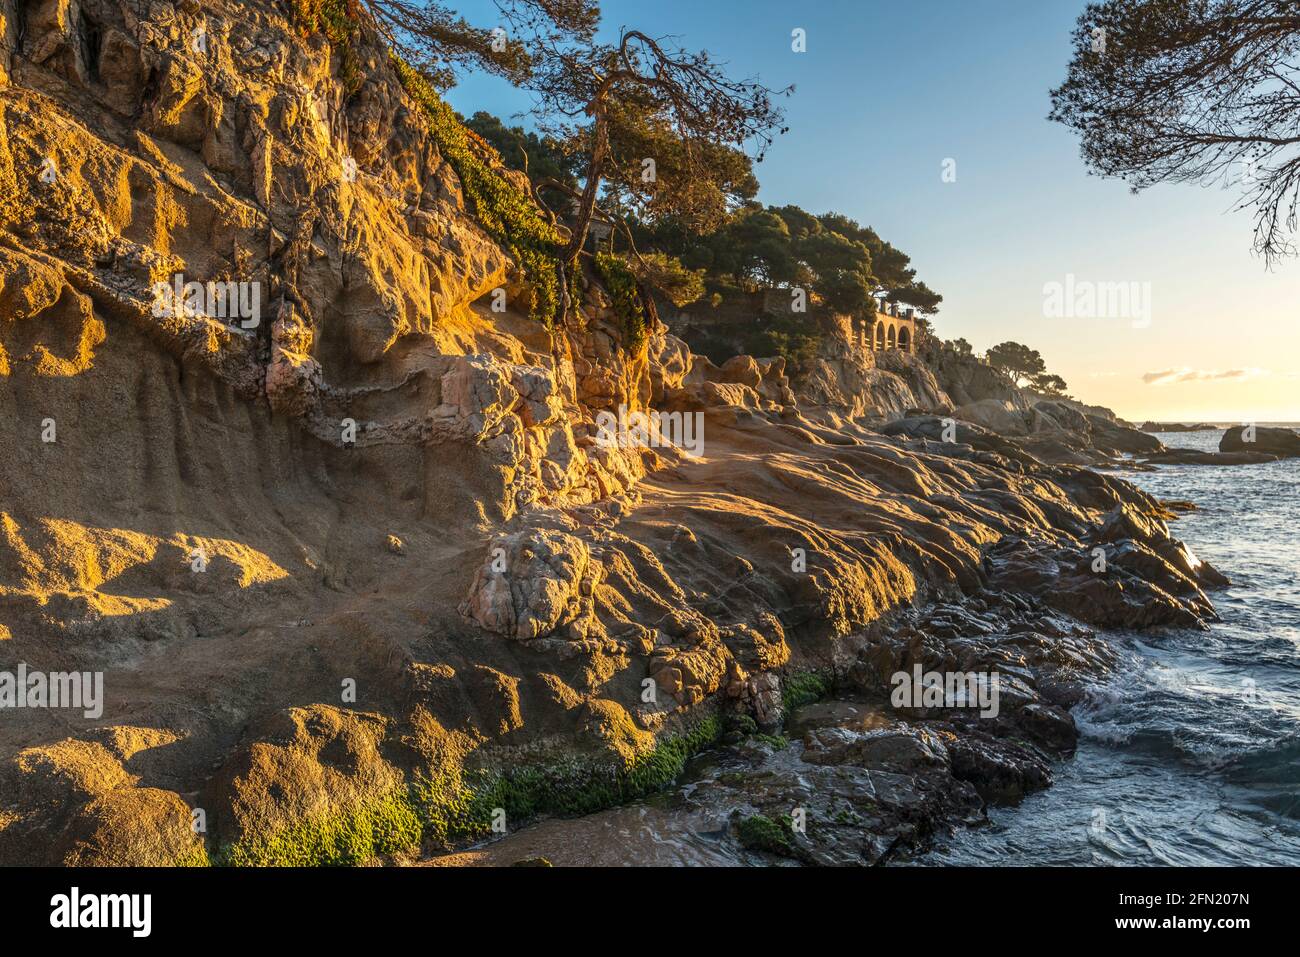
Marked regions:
[1144,449,1280,466]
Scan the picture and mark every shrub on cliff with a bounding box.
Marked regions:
[629,251,705,308]
[595,252,647,353]
[743,315,821,368]
[293,0,365,91]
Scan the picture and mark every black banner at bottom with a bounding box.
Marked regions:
[0,864,1275,942]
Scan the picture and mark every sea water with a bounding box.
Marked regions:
[927,428,1300,865]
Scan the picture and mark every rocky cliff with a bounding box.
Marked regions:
[793,328,951,425]
[0,0,1224,866]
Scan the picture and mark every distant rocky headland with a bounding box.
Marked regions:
[1141,422,1221,433]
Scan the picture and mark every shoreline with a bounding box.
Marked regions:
[423,438,1300,868]
[415,444,1232,867]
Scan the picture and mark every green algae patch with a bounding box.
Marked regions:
[414,713,723,845]
[737,813,797,856]
[782,671,830,711]
[216,791,423,867]
[216,716,721,865]
[621,713,721,797]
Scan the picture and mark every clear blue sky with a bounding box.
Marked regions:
[444,0,1300,421]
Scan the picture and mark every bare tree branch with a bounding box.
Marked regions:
[1051,0,1300,264]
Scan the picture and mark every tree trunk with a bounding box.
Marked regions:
[564,110,608,265]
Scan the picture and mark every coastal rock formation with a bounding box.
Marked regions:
[1131,426,1299,467]
[1144,448,1280,466]
[1220,425,1300,457]
[1142,422,1218,433]
[791,325,952,424]
[0,0,1228,867]
[930,348,1025,408]
[651,335,796,413]
[459,528,601,641]
[943,394,1159,466]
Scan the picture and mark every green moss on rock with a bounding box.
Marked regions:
[217,716,721,865]
[423,713,723,834]
[392,57,564,324]
[782,671,830,711]
[737,813,796,856]
[725,714,759,737]
[217,791,423,867]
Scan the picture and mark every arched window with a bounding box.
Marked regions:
[898,326,911,352]
[887,325,897,349]
[875,322,885,349]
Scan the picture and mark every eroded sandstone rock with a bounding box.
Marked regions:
[460,529,602,641]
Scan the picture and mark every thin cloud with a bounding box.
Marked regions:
[1142,367,1266,386]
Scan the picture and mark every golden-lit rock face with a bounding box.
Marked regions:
[0,0,1223,866]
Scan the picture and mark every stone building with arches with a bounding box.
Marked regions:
[669,288,924,361]
[853,300,919,355]
[756,290,922,355]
